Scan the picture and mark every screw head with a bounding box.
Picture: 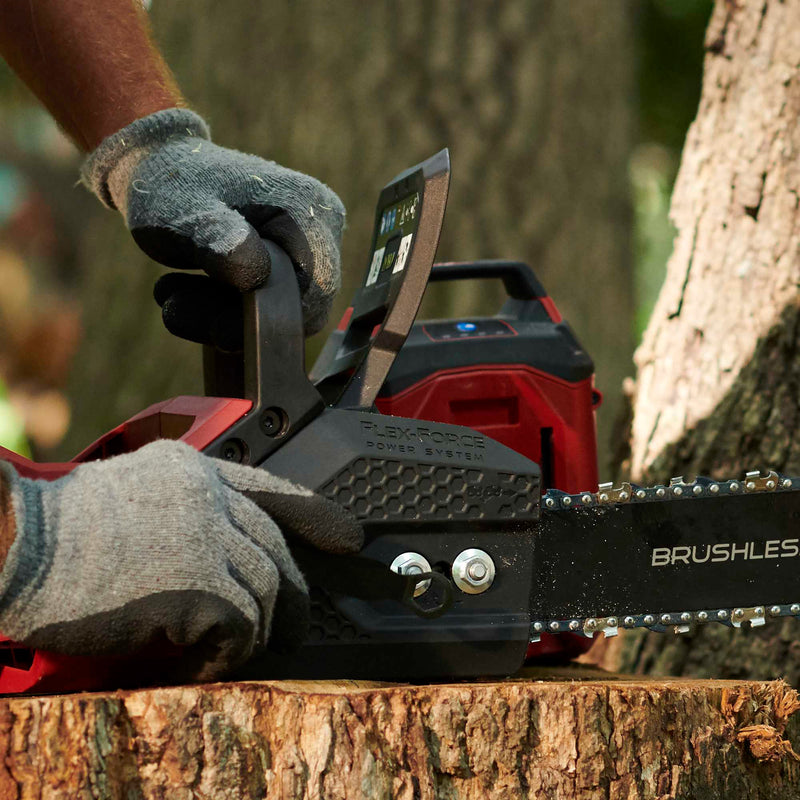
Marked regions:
[533,622,544,632]
[783,479,793,489]
[619,491,629,501]
[770,606,782,617]
[585,618,597,630]
[549,621,560,632]
[660,614,672,625]
[733,608,745,619]
[693,485,703,496]
[754,606,765,616]
[636,489,646,499]
[681,612,692,623]
[582,494,593,505]
[698,611,709,622]
[562,496,572,507]
[730,482,740,492]
[545,497,556,508]
[766,480,776,490]
[792,604,800,615]
[623,616,636,627]
[260,407,287,437]
[718,609,729,620]
[709,484,720,494]
[220,438,245,462]
[569,620,580,631]
[746,481,756,491]
[656,488,666,498]
[599,493,609,502]
[673,487,683,497]
[643,615,655,626]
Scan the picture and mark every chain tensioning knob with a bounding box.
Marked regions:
[453,548,496,594]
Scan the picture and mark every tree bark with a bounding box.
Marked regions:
[58,0,635,472]
[606,0,800,679]
[1,676,799,799]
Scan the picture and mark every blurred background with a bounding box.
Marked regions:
[0,0,710,471]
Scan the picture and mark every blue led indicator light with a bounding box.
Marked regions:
[456,322,477,333]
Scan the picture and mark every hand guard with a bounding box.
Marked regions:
[81,108,346,335]
[0,440,362,682]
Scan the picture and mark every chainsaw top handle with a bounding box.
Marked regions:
[429,260,547,301]
[201,240,325,465]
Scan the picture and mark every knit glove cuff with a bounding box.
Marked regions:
[81,108,211,210]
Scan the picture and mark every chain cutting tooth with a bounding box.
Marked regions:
[596,482,632,504]
[730,606,766,628]
[744,470,780,492]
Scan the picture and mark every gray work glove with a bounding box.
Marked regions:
[81,108,345,336]
[0,440,362,682]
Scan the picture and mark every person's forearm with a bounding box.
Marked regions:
[0,0,184,152]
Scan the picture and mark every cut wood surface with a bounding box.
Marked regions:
[1,671,800,799]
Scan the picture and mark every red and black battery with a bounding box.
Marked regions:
[374,261,601,661]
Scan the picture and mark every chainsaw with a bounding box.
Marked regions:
[1,149,798,693]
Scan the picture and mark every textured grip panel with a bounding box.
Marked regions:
[321,458,539,522]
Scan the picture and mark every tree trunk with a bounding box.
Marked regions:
[1,676,799,799]
[59,0,635,472]
[605,0,800,679]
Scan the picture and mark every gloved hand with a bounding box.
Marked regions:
[81,108,345,336]
[0,440,362,682]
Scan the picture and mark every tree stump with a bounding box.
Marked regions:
[2,672,800,799]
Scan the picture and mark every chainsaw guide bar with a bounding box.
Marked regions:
[533,471,800,642]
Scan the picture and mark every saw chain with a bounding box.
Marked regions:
[531,470,800,643]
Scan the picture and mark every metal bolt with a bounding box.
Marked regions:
[730,482,740,492]
[562,496,572,507]
[746,481,756,491]
[656,488,666,499]
[619,491,629,501]
[533,622,544,632]
[681,612,692,623]
[599,493,609,502]
[766,480,776,490]
[660,614,671,625]
[718,609,729,620]
[698,611,709,622]
[607,618,618,627]
[390,552,432,597]
[585,618,597,630]
[545,497,556,508]
[623,616,636,627]
[770,606,782,617]
[783,479,793,489]
[569,620,580,631]
[733,608,744,619]
[709,484,720,494]
[754,606,764,616]
[792,604,800,615]
[673,486,683,497]
[643,615,655,626]
[636,489,646,499]
[549,621,560,632]
[582,494,593,505]
[693,485,703,496]
[452,549,495,595]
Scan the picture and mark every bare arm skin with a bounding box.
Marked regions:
[0,0,184,151]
